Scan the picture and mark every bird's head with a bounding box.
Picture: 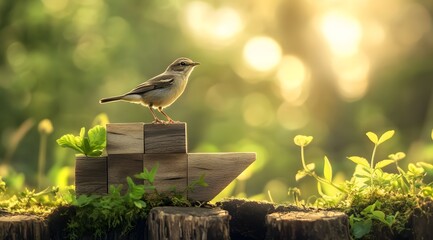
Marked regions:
[166,57,200,74]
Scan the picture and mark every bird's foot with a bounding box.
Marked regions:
[165,119,180,124]
[152,119,165,124]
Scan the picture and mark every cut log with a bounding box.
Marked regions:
[147,207,230,240]
[106,123,144,154]
[0,214,50,240]
[188,153,256,201]
[75,156,107,195]
[411,201,433,240]
[143,154,187,195]
[265,210,350,240]
[144,123,187,153]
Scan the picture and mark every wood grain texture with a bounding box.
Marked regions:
[148,207,230,240]
[144,123,187,154]
[143,154,187,194]
[106,123,144,154]
[107,154,143,190]
[187,152,256,201]
[75,156,107,195]
[265,211,350,240]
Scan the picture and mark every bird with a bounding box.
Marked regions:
[100,57,200,124]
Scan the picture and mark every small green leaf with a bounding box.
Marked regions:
[366,132,378,144]
[372,210,385,221]
[294,135,313,147]
[351,219,372,239]
[388,152,406,161]
[348,156,370,168]
[306,163,315,171]
[295,170,308,181]
[417,162,433,176]
[323,156,333,181]
[133,200,146,209]
[378,130,395,144]
[375,159,395,169]
[88,125,106,151]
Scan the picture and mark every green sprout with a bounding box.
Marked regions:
[56,125,106,157]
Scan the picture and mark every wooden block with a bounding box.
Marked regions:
[143,154,187,194]
[187,152,256,201]
[148,207,230,240]
[108,154,143,190]
[144,123,187,153]
[75,156,108,195]
[107,123,144,154]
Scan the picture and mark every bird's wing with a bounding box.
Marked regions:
[125,74,175,95]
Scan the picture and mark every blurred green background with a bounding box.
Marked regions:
[1,0,433,202]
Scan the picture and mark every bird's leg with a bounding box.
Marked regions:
[148,106,163,124]
[158,107,176,124]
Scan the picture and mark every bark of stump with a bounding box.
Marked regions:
[411,201,433,240]
[148,207,230,240]
[0,214,50,240]
[265,211,350,240]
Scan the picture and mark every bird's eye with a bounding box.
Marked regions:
[180,61,186,66]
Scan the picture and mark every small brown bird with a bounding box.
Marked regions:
[100,57,200,123]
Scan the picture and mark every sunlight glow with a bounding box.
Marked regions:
[242,93,274,126]
[333,53,370,101]
[184,1,244,48]
[320,11,362,56]
[243,36,282,72]
[276,55,309,105]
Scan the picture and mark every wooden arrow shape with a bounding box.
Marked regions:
[187,152,256,202]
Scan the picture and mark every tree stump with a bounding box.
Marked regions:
[265,210,350,240]
[147,207,230,240]
[411,201,433,240]
[0,214,50,240]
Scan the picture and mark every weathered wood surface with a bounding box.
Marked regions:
[107,123,144,154]
[143,154,188,195]
[108,154,143,188]
[144,123,187,153]
[77,122,256,201]
[75,156,107,195]
[188,153,256,201]
[0,214,50,240]
[265,210,350,240]
[411,201,433,240]
[218,198,302,240]
[147,207,230,240]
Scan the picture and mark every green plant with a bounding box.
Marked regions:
[0,177,71,216]
[67,164,208,239]
[293,130,433,239]
[56,125,106,157]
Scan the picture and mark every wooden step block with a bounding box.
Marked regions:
[143,154,187,195]
[148,207,230,240]
[265,211,350,240]
[106,123,144,154]
[75,156,107,195]
[108,154,143,190]
[187,152,256,201]
[144,123,187,153]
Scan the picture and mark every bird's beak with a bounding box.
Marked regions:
[191,62,200,66]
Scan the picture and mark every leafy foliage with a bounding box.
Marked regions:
[292,130,433,239]
[56,125,106,157]
[67,165,207,239]
[0,177,71,216]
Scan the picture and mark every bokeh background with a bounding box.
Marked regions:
[1,0,433,202]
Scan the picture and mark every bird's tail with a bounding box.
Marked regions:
[99,95,124,104]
